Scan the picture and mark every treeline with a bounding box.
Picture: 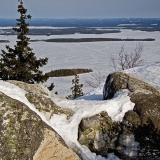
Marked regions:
[46,68,93,77]
[29,28,120,35]
[0,28,120,36]
[0,40,10,43]
[45,38,155,43]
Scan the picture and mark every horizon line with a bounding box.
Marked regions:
[0,17,160,20]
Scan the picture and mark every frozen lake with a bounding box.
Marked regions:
[0,29,160,96]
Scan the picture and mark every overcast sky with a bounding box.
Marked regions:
[0,0,160,19]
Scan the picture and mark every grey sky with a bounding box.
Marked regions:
[0,0,160,19]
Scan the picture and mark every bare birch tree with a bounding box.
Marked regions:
[110,43,144,71]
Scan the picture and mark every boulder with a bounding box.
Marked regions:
[0,81,81,160]
[130,92,160,130]
[103,72,160,100]
[0,92,81,160]
[26,92,74,120]
[8,80,74,121]
[103,72,160,159]
[7,80,66,99]
[7,80,52,97]
[78,111,121,157]
[116,134,139,159]
[33,130,81,160]
[122,93,160,159]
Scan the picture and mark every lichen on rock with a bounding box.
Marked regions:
[8,80,74,121]
[103,72,160,100]
[103,72,160,159]
[0,81,81,160]
[0,92,50,159]
[26,92,74,120]
[78,111,121,157]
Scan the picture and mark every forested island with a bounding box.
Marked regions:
[0,40,10,43]
[46,68,93,77]
[0,27,120,35]
[30,38,155,43]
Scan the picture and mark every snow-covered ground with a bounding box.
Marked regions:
[123,63,160,90]
[0,29,160,159]
[0,63,159,160]
[0,29,160,96]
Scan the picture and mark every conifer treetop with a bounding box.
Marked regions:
[0,1,49,83]
[67,74,84,99]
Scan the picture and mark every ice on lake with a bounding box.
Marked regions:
[0,29,160,96]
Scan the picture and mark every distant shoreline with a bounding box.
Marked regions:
[30,38,155,43]
[0,38,155,44]
[0,40,10,43]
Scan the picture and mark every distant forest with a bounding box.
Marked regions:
[0,18,160,36]
[0,27,120,35]
[43,38,155,42]
[0,18,160,28]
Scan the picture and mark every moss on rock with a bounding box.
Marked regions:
[103,72,160,100]
[78,111,120,157]
[103,72,160,159]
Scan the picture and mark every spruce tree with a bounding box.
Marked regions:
[67,74,84,99]
[0,1,49,83]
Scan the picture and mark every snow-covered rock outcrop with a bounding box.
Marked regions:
[0,63,159,160]
[103,72,160,100]
[103,71,160,159]
[78,111,117,157]
[0,80,81,160]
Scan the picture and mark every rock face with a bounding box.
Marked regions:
[26,92,74,120]
[7,80,52,97]
[103,72,160,100]
[103,72,160,159]
[8,80,74,121]
[7,80,66,99]
[33,130,80,160]
[78,111,120,157]
[0,81,81,160]
[78,72,160,159]
[123,93,160,159]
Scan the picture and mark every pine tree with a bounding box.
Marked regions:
[67,74,84,99]
[0,1,49,83]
